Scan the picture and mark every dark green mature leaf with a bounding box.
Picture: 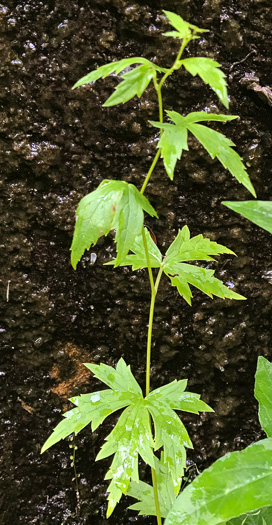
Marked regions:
[163,10,208,40]
[150,111,256,196]
[225,506,272,525]
[254,357,272,437]
[181,57,229,108]
[73,57,166,106]
[127,454,180,517]
[222,201,272,234]
[165,438,272,525]
[70,180,157,269]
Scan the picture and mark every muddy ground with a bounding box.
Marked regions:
[1,0,272,523]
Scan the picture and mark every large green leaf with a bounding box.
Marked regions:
[254,356,272,436]
[150,111,255,196]
[224,506,272,525]
[222,201,272,234]
[127,454,180,517]
[181,57,229,108]
[165,438,272,525]
[70,180,157,268]
[73,57,166,106]
[163,11,208,40]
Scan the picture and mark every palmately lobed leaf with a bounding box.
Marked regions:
[84,358,143,397]
[70,179,157,269]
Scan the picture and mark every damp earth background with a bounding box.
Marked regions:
[1,0,272,524]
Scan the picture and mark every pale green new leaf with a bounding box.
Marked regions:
[127,454,180,517]
[225,506,272,525]
[181,57,229,108]
[165,438,272,525]
[163,11,208,40]
[73,57,166,106]
[150,111,255,195]
[106,227,162,269]
[165,225,235,264]
[70,180,157,268]
[222,201,272,234]
[97,403,155,517]
[188,122,256,196]
[85,358,142,397]
[254,356,272,437]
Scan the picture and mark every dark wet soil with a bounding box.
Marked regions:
[1,0,272,524]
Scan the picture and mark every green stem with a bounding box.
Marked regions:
[151,467,162,525]
[140,149,161,195]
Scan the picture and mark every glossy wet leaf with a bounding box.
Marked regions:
[97,403,155,517]
[222,201,272,234]
[224,506,272,525]
[105,227,162,269]
[73,57,166,106]
[41,358,142,453]
[70,179,157,268]
[181,57,229,108]
[163,10,208,40]
[150,111,255,195]
[254,356,272,436]
[127,454,181,517]
[146,380,213,485]
[165,438,272,525]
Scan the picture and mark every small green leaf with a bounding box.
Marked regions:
[150,110,256,196]
[222,201,272,234]
[181,57,229,108]
[255,357,272,436]
[163,11,208,40]
[225,507,272,525]
[165,438,272,525]
[106,227,162,269]
[97,403,155,517]
[165,225,235,264]
[73,57,166,106]
[164,262,245,305]
[188,122,256,196]
[127,454,180,517]
[70,180,157,269]
[104,64,154,107]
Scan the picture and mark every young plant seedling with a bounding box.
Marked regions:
[42,11,256,524]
